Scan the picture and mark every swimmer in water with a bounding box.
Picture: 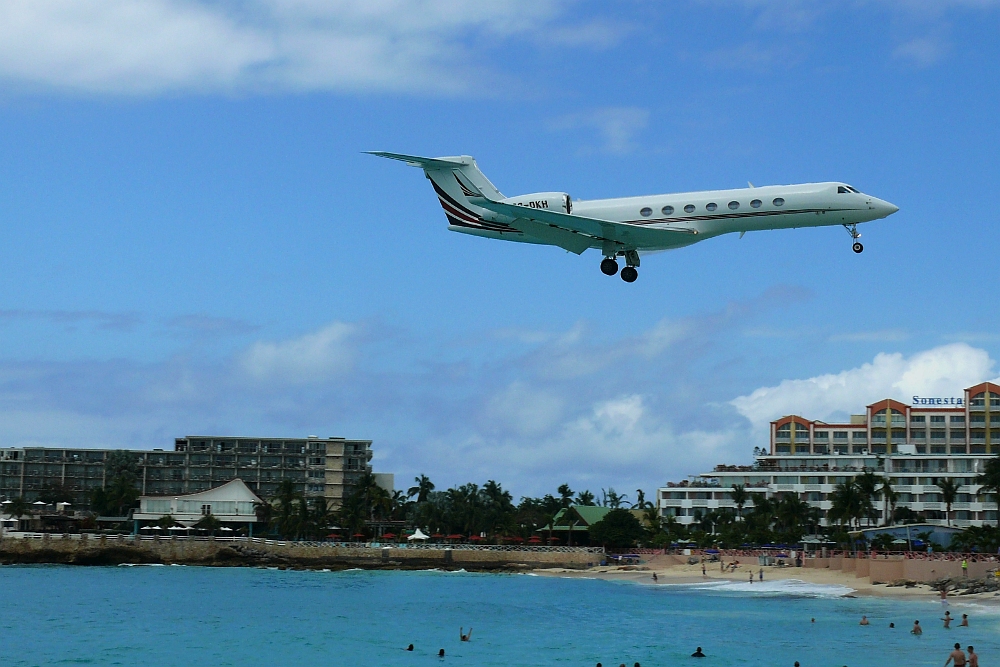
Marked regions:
[967,646,978,667]
[405,644,414,651]
[460,627,472,642]
[943,611,952,629]
[692,647,706,658]
[960,614,969,627]
[890,623,895,628]
[860,615,869,625]
[911,620,922,635]
[438,649,445,658]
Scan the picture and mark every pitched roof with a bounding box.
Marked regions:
[139,478,262,504]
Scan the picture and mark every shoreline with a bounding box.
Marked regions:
[532,556,1000,604]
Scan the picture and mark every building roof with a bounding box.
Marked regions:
[138,478,262,504]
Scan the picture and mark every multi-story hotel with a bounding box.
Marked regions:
[0,435,380,510]
[658,382,1000,528]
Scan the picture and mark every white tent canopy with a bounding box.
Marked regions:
[407,528,430,541]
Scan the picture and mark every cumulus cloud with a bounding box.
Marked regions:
[0,0,606,95]
[731,343,999,429]
[241,322,358,383]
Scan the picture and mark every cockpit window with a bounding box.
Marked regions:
[838,185,860,194]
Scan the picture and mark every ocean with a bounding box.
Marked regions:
[1,566,998,667]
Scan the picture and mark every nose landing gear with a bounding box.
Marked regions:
[844,223,863,253]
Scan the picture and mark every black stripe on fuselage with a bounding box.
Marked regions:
[625,207,854,226]
[430,179,519,233]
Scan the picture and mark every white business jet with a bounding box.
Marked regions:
[369,152,898,282]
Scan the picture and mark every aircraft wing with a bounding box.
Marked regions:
[471,198,697,253]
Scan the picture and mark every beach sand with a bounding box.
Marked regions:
[535,556,1000,603]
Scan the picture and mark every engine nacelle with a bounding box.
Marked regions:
[501,192,572,214]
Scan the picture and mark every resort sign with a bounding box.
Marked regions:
[912,396,964,406]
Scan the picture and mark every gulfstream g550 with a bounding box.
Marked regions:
[368,152,898,282]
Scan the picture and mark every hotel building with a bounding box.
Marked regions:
[0,435,378,510]
[658,382,1000,528]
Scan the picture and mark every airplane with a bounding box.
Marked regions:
[368,151,899,282]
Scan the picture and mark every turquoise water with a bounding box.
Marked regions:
[1,567,999,667]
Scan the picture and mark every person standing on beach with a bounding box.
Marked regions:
[749,571,753,584]
[967,646,978,667]
[653,572,658,582]
[702,563,706,576]
[945,643,966,667]
[962,559,968,577]
[759,568,763,582]
[911,620,922,635]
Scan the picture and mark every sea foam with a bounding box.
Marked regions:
[676,578,855,598]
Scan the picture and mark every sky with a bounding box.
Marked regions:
[1,0,1000,501]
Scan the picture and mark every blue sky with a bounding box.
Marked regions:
[1,0,999,499]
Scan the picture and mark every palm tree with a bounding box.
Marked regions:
[729,484,749,521]
[855,471,880,527]
[574,490,596,506]
[976,455,1000,527]
[556,506,584,546]
[156,514,177,529]
[829,482,863,529]
[879,477,897,526]
[6,496,30,520]
[634,489,654,510]
[936,478,960,526]
[642,504,662,533]
[557,484,574,509]
[195,513,222,535]
[407,475,435,503]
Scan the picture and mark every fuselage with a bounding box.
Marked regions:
[453,182,898,251]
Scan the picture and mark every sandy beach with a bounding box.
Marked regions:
[534,555,1000,603]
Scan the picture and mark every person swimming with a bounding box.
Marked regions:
[889,623,895,628]
[405,644,414,651]
[943,611,953,629]
[460,627,472,642]
[960,614,969,627]
[911,620,922,635]
[692,647,706,658]
[438,649,445,657]
[860,615,869,625]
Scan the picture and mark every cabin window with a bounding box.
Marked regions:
[728,201,739,210]
[706,202,717,211]
[684,204,695,213]
[750,199,762,208]
[640,207,652,217]
[661,205,674,215]
[773,197,785,207]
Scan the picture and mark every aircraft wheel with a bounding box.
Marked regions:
[621,266,638,283]
[600,258,619,276]
[852,242,864,254]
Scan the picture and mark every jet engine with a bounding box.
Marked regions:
[500,192,572,214]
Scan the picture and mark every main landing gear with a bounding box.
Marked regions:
[844,223,863,253]
[600,250,640,282]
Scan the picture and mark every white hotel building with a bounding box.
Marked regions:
[658,382,1000,528]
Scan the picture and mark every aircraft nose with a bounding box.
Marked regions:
[873,198,899,217]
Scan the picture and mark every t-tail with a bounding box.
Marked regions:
[365,152,515,233]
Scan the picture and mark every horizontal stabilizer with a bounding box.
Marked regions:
[365,151,473,170]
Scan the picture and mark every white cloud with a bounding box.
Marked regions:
[549,107,650,155]
[0,0,590,95]
[241,322,358,383]
[731,343,999,428]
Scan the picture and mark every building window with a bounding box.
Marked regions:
[750,199,761,208]
[201,504,211,516]
[814,431,829,440]
[640,207,652,217]
[728,201,740,210]
[776,445,790,454]
[911,415,925,423]
[684,204,695,213]
[930,415,945,423]
[706,202,717,211]
[931,430,946,440]
[951,416,965,423]
[833,431,848,439]
[773,197,785,206]
[661,205,674,215]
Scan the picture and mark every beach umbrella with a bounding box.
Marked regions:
[33,501,46,506]
[327,533,341,539]
[446,534,463,540]
[352,533,365,539]
[407,529,429,541]
[383,532,396,539]
[431,533,444,538]
[468,535,481,541]
[527,536,542,543]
